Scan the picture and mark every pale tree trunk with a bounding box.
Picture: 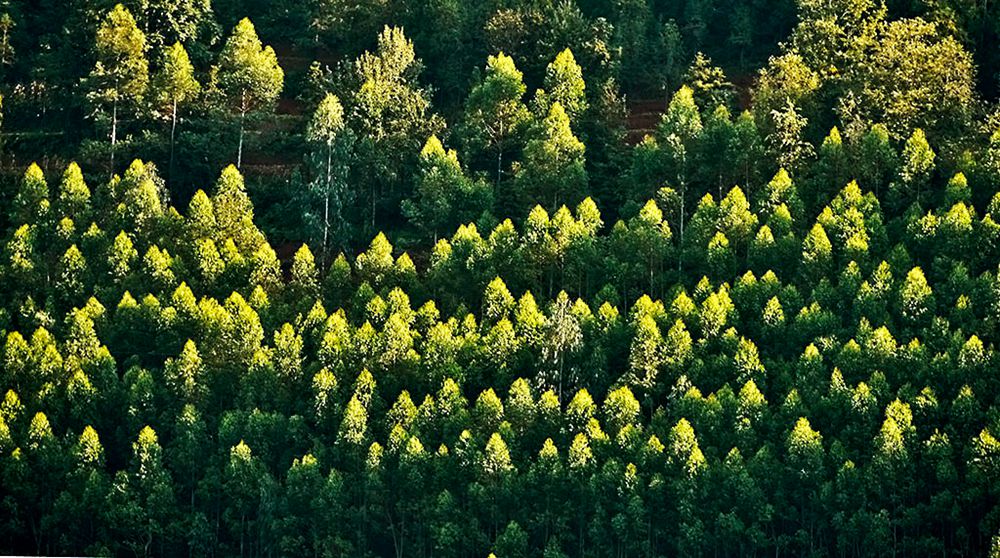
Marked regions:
[237,91,247,169]
[169,96,178,182]
[496,149,503,186]
[323,139,333,266]
[649,250,655,295]
[237,109,245,169]
[495,120,505,186]
[110,97,118,175]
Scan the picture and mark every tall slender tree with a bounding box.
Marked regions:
[153,42,200,181]
[86,4,149,173]
[463,53,532,187]
[305,93,349,261]
[216,18,283,168]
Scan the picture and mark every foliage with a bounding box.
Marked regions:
[0,0,999,556]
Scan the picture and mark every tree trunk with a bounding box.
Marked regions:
[111,98,118,175]
[497,149,503,188]
[237,91,247,169]
[649,251,655,294]
[30,515,40,556]
[558,351,565,402]
[496,121,505,187]
[169,97,178,182]
[324,139,333,265]
[238,109,246,169]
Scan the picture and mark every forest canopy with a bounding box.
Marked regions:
[2,0,1000,557]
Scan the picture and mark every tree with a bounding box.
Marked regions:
[658,85,703,144]
[894,128,935,209]
[683,52,734,111]
[463,53,532,186]
[494,521,528,558]
[347,26,443,229]
[898,266,934,326]
[811,127,848,207]
[291,244,320,301]
[6,224,39,287]
[718,185,759,250]
[623,199,672,291]
[481,432,514,538]
[543,291,583,399]
[667,418,706,555]
[857,123,897,197]
[11,163,48,226]
[0,12,13,72]
[223,292,264,366]
[668,418,706,478]
[786,417,825,551]
[697,105,737,196]
[10,411,62,554]
[152,42,200,180]
[120,0,214,52]
[216,18,283,168]
[731,111,765,192]
[224,441,272,558]
[482,432,514,477]
[305,93,349,260]
[515,102,587,210]
[108,231,138,283]
[309,0,391,50]
[53,425,109,554]
[789,0,885,74]
[339,395,368,447]
[164,339,206,406]
[56,163,91,222]
[114,159,166,238]
[652,85,703,246]
[404,0,467,104]
[402,135,491,243]
[873,400,915,554]
[758,167,803,222]
[627,314,662,417]
[483,277,515,324]
[603,385,640,436]
[608,0,679,91]
[853,18,975,138]
[57,245,88,303]
[768,100,813,174]
[802,222,833,280]
[753,53,820,127]
[106,426,175,557]
[212,165,263,254]
[87,4,149,173]
[535,48,587,122]
[355,232,395,289]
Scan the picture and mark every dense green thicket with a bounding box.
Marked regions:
[3,0,1000,557]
